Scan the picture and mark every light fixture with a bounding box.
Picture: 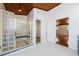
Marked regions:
[18,4,22,12]
[18,9,22,12]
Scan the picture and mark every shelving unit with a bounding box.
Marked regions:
[0,9,16,55]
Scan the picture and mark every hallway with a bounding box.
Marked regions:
[5,42,77,56]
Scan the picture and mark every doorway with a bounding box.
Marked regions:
[56,17,69,47]
[36,20,41,44]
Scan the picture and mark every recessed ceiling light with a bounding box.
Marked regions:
[18,9,22,12]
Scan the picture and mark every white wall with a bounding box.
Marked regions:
[47,3,79,51]
[33,8,48,43]
[47,13,56,43]
[27,9,35,45]
[15,15,28,36]
[0,3,5,10]
[27,8,48,44]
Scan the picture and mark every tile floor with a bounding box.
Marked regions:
[5,42,78,56]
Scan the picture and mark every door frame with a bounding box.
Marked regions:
[56,17,69,47]
[36,19,41,44]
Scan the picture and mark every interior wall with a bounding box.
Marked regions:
[47,3,79,51]
[15,15,28,36]
[33,8,48,43]
[27,9,35,45]
[27,8,48,45]
[47,14,56,43]
[0,3,5,10]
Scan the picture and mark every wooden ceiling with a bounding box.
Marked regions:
[4,3,33,15]
[33,3,60,11]
[4,3,60,15]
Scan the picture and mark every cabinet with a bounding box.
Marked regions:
[0,9,15,55]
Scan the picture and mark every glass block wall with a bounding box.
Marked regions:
[0,9,32,55]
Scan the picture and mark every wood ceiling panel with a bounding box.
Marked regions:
[4,3,61,15]
[33,3,61,11]
[4,3,33,15]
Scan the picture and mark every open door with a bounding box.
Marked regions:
[36,20,41,44]
[56,17,69,47]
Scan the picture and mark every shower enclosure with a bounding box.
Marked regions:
[15,15,32,48]
[0,9,32,55]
